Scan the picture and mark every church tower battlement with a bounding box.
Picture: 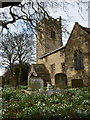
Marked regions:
[36,17,63,62]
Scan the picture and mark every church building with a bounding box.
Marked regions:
[28,17,90,88]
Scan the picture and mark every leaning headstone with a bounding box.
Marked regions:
[30,77,44,91]
[46,82,53,95]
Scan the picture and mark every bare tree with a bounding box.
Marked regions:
[1,33,17,84]
[0,0,88,30]
[1,31,35,85]
[14,33,35,85]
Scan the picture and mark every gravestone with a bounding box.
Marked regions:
[46,82,53,95]
[71,79,83,88]
[55,73,67,88]
[30,77,44,91]
[55,88,60,94]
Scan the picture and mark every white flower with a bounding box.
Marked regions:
[52,109,55,112]
[42,103,45,106]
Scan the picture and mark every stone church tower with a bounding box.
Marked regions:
[36,17,62,61]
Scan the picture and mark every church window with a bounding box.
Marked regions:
[74,50,84,70]
[61,63,65,73]
[51,30,55,39]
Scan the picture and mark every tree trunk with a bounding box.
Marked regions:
[18,63,22,85]
[9,64,13,85]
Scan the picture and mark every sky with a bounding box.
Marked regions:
[0,0,89,76]
[0,67,6,76]
[48,1,88,41]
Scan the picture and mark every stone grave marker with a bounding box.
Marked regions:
[30,77,44,91]
[55,88,60,94]
[46,82,53,95]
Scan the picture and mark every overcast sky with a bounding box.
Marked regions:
[49,1,88,30]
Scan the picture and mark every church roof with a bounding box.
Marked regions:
[40,45,65,59]
[29,64,51,85]
[75,22,90,33]
[80,26,90,33]
[32,64,49,74]
[64,22,90,48]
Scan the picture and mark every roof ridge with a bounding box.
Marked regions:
[77,22,90,33]
[40,45,65,59]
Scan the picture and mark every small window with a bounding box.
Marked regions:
[61,63,65,73]
[71,79,83,88]
[51,30,55,39]
[74,50,84,70]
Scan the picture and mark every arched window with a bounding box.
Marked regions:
[74,50,84,70]
[51,30,55,39]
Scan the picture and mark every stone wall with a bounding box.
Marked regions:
[65,23,90,86]
[38,48,65,85]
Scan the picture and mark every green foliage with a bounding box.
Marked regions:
[2,86,90,119]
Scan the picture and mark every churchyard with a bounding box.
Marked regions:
[1,85,90,119]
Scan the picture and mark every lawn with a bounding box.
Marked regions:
[1,86,90,119]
